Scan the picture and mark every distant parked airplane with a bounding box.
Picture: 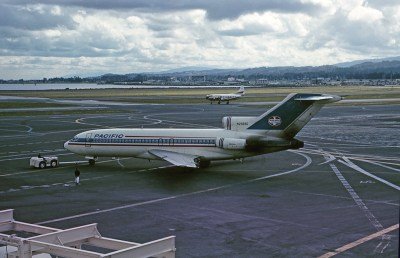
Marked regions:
[206,86,245,104]
[64,93,341,168]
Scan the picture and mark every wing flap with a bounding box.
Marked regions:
[148,149,198,168]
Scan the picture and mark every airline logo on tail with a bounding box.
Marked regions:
[268,116,282,127]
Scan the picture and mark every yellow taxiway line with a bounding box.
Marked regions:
[319,224,399,258]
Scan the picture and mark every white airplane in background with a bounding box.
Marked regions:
[64,93,341,168]
[206,86,245,104]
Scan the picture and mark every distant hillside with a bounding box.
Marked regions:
[334,56,400,68]
[94,60,400,82]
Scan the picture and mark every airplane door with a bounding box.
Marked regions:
[85,133,93,147]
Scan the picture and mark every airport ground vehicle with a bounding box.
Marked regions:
[29,156,59,169]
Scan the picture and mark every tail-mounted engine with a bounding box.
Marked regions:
[222,116,257,131]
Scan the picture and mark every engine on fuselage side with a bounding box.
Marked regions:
[222,116,258,131]
[216,137,247,150]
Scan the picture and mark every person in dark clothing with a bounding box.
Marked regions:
[74,167,81,185]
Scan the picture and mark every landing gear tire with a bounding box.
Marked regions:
[226,101,229,104]
[39,161,46,169]
[89,159,96,166]
[50,160,58,168]
[218,101,221,104]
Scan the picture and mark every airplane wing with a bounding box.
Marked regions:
[148,149,199,168]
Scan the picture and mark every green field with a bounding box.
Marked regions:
[1,85,399,105]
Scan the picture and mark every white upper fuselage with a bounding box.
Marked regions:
[64,128,265,161]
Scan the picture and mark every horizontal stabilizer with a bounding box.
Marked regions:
[294,95,340,102]
[149,149,199,168]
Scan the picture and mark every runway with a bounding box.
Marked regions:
[0,101,399,257]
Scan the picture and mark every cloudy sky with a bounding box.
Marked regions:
[1,0,399,79]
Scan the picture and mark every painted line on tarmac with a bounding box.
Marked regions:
[0,152,71,162]
[318,224,399,258]
[287,190,399,207]
[142,115,162,125]
[351,157,400,172]
[0,140,63,148]
[0,128,31,133]
[116,158,125,168]
[339,157,400,191]
[37,152,312,225]
[0,175,114,194]
[0,128,85,139]
[346,159,400,167]
[0,158,136,194]
[300,135,375,146]
[143,110,218,128]
[0,149,66,159]
[326,156,391,254]
[318,148,336,165]
[0,157,132,177]
[297,148,400,165]
[75,117,114,128]
[351,158,400,172]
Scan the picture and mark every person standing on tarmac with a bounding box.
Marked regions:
[74,166,81,185]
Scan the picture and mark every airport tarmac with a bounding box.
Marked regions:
[0,101,399,257]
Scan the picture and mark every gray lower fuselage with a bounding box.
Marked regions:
[64,128,287,161]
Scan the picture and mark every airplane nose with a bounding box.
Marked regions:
[64,141,70,150]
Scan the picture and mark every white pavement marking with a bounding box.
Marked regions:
[0,152,71,162]
[143,110,218,128]
[351,158,400,173]
[318,224,399,258]
[339,157,400,191]
[0,140,63,148]
[142,115,162,125]
[287,190,399,207]
[116,158,125,168]
[75,117,113,128]
[0,157,133,177]
[37,152,312,225]
[297,148,400,164]
[318,148,336,165]
[325,156,391,254]
[0,149,66,159]
[0,128,30,133]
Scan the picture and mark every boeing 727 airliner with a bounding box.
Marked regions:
[64,93,341,168]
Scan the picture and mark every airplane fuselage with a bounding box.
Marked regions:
[64,93,340,168]
[206,93,242,102]
[64,128,286,161]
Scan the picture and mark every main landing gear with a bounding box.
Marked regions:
[194,158,211,168]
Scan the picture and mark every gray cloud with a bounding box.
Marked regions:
[0,4,76,30]
[4,0,322,20]
[1,0,399,79]
[304,8,399,54]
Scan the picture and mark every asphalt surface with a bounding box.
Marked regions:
[0,101,399,257]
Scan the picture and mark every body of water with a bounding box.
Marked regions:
[0,83,244,91]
